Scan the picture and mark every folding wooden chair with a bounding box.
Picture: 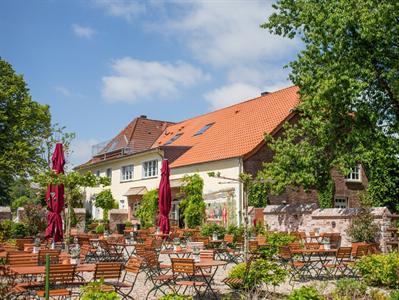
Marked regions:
[118,257,143,299]
[93,262,132,297]
[7,252,38,267]
[38,249,60,265]
[15,238,34,251]
[279,246,311,283]
[172,258,206,297]
[36,264,77,299]
[322,247,353,278]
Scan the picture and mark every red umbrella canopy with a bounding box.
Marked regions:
[158,159,172,234]
[45,143,65,242]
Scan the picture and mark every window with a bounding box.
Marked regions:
[119,199,125,209]
[334,197,348,208]
[345,165,361,182]
[121,165,134,181]
[164,133,183,145]
[143,160,158,178]
[106,168,112,179]
[194,123,214,136]
[95,170,100,177]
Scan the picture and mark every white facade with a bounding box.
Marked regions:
[80,150,243,224]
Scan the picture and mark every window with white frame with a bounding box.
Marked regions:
[121,165,134,181]
[95,170,100,177]
[143,160,158,178]
[119,199,125,209]
[106,168,112,179]
[345,165,361,182]
[334,197,348,208]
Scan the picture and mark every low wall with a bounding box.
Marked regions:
[0,206,11,221]
[264,205,391,252]
[109,209,128,232]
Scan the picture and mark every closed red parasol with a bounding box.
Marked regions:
[45,143,65,242]
[158,159,172,234]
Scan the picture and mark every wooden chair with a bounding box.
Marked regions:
[118,257,142,299]
[199,249,215,261]
[323,247,353,278]
[38,249,60,265]
[304,243,321,250]
[195,236,210,248]
[256,235,267,246]
[171,258,206,296]
[15,238,34,251]
[93,262,132,296]
[279,246,311,283]
[7,252,38,267]
[248,240,259,254]
[288,242,302,251]
[36,264,77,299]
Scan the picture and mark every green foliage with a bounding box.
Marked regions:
[95,224,105,234]
[226,224,245,242]
[0,58,51,205]
[370,290,390,300]
[201,223,226,238]
[179,174,205,228]
[135,189,158,228]
[390,290,399,300]
[355,252,399,288]
[158,294,193,300]
[240,173,269,208]
[94,189,118,222]
[287,286,325,300]
[347,208,379,243]
[261,0,399,211]
[10,196,30,212]
[332,278,367,300]
[0,220,28,240]
[80,279,120,300]
[22,203,46,236]
[125,220,132,227]
[259,231,296,258]
[317,178,334,208]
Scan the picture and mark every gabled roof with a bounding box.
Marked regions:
[152,86,299,168]
[78,116,174,167]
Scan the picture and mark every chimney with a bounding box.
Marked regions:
[140,115,147,119]
[261,91,269,96]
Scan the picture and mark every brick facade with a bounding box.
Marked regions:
[243,114,367,208]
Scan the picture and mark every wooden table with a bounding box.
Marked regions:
[160,249,192,258]
[291,248,337,278]
[9,263,96,276]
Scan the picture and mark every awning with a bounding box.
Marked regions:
[124,186,148,196]
[170,178,184,188]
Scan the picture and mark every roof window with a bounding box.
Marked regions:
[164,133,183,145]
[194,123,214,136]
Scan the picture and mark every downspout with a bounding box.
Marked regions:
[238,157,243,225]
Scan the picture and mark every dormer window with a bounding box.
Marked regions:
[194,123,214,136]
[164,133,183,145]
[345,165,361,182]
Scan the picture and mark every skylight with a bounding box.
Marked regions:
[164,133,183,145]
[194,123,214,136]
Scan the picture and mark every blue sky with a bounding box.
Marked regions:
[0,0,301,166]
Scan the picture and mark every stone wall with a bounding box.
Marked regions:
[109,209,128,231]
[264,204,392,252]
[0,206,11,221]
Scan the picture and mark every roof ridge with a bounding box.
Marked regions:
[172,85,297,125]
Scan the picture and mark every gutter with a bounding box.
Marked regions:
[238,157,243,225]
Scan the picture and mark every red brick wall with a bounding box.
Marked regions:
[243,114,368,208]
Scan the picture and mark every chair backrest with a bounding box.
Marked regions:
[140,250,158,268]
[2,244,18,252]
[38,249,61,265]
[288,242,302,251]
[256,235,267,245]
[15,238,34,251]
[94,262,123,280]
[199,249,214,261]
[195,236,209,246]
[329,233,341,248]
[48,264,76,284]
[336,247,352,260]
[7,252,38,266]
[304,243,321,250]
[279,246,292,260]
[144,238,155,248]
[248,240,258,253]
[354,245,369,258]
[171,258,195,276]
[78,236,90,246]
[152,238,163,250]
[125,256,142,275]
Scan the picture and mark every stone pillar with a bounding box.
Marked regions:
[16,207,25,222]
[0,206,12,221]
[109,209,128,232]
[73,208,86,232]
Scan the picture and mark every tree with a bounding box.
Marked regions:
[179,174,206,228]
[0,58,51,204]
[135,189,158,228]
[94,189,118,223]
[261,0,399,209]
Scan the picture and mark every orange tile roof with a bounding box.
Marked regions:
[153,86,299,168]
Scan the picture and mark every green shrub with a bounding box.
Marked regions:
[287,286,325,300]
[11,222,28,238]
[332,278,367,300]
[226,224,244,242]
[158,294,193,300]
[95,224,105,234]
[201,223,226,239]
[135,189,158,228]
[0,220,28,240]
[81,279,120,300]
[125,220,132,227]
[259,231,296,258]
[355,252,399,288]
[370,289,390,300]
[390,290,399,300]
[347,208,379,243]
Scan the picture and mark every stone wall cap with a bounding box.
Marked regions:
[110,209,128,214]
[73,208,86,213]
[0,206,11,213]
[263,203,318,214]
[311,206,389,219]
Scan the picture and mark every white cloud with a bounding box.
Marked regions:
[102,57,209,103]
[204,83,261,109]
[93,0,145,21]
[70,138,98,167]
[162,1,300,67]
[54,86,71,96]
[72,24,96,39]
